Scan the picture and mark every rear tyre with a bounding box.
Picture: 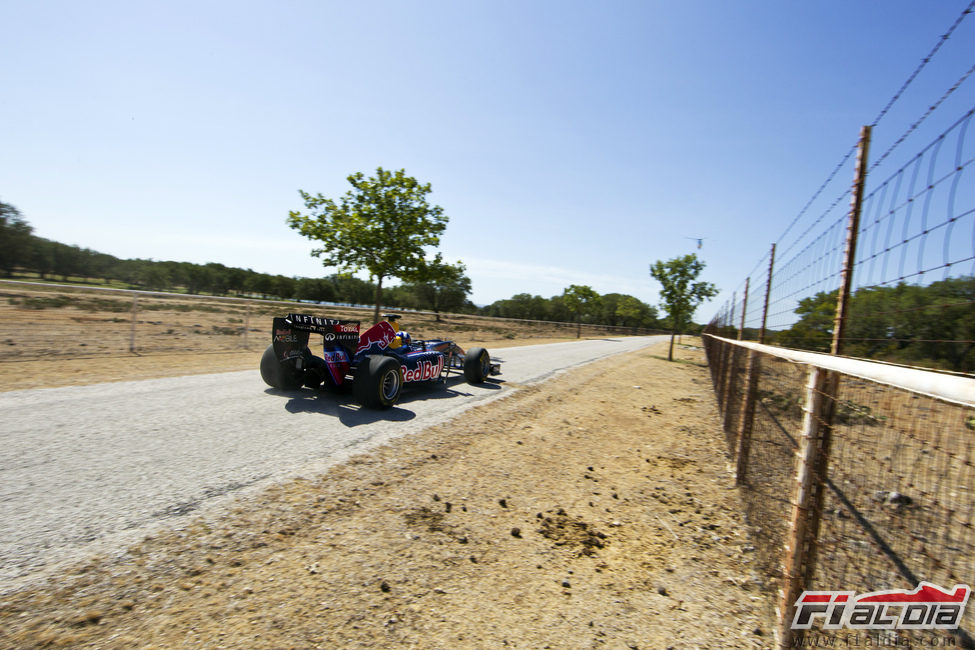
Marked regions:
[260,344,303,390]
[463,347,491,384]
[354,355,403,409]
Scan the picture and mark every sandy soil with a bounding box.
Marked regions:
[0,340,772,649]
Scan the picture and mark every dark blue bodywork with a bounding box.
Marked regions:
[270,315,470,391]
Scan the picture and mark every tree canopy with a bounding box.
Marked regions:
[287,167,449,322]
[0,201,34,275]
[650,253,718,360]
[562,284,602,338]
[775,278,975,372]
[400,258,472,321]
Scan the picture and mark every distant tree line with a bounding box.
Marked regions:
[480,290,662,331]
[712,278,975,373]
[0,201,665,330]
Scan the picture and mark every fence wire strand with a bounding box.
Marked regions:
[710,104,975,374]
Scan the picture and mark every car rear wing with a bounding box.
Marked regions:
[271,314,361,362]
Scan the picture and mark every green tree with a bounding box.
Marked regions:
[0,201,35,275]
[404,258,471,321]
[225,267,248,295]
[287,167,449,323]
[245,273,274,299]
[296,277,335,303]
[29,239,56,279]
[599,293,624,326]
[204,263,232,295]
[184,264,214,295]
[776,290,837,352]
[327,273,375,305]
[650,254,718,360]
[778,278,975,372]
[138,265,171,291]
[50,243,85,281]
[562,284,602,338]
[616,294,657,330]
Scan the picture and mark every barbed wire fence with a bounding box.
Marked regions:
[704,4,975,648]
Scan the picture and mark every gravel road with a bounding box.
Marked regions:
[0,336,664,588]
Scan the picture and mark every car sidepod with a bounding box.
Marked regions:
[398,349,447,383]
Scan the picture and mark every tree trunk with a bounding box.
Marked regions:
[372,276,384,324]
[576,314,581,339]
[668,308,682,361]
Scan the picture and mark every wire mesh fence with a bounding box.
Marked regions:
[814,382,975,624]
[706,343,806,631]
[704,334,974,649]
[704,17,975,643]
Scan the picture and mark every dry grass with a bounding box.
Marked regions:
[0,283,640,391]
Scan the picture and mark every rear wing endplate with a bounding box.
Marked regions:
[271,314,360,362]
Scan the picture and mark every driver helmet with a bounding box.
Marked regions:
[397,331,411,346]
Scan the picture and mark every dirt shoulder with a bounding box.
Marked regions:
[0,341,771,649]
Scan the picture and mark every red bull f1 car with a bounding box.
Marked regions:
[260,313,501,409]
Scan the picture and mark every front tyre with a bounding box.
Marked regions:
[354,355,403,409]
[463,347,491,384]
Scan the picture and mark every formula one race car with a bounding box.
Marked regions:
[260,313,501,409]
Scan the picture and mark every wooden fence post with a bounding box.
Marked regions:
[734,244,775,484]
[718,292,737,418]
[244,304,250,349]
[723,282,750,436]
[778,366,837,647]
[777,127,870,649]
[737,279,749,342]
[129,296,138,353]
[832,125,872,357]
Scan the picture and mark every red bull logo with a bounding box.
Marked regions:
[273,328,298,343]
[401,356,445,382]
[322,350,351,385]
[355,322,397,355]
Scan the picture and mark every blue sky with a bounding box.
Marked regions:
[2,1,973,313]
